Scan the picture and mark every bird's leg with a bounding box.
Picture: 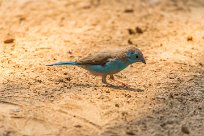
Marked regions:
[110,75,131,88]
[102,75,107,84]
[110,75,114,80]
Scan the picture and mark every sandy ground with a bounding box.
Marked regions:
[1,0,204,135]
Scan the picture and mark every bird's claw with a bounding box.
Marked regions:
[120,82,129,88]
[110,77,132,88]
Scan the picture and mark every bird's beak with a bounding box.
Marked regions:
[142,58,146,64]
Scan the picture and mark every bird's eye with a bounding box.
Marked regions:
[136,55,139,58]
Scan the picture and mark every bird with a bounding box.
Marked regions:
[47,46,146,86]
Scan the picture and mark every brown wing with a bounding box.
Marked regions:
[77,48,130,65]
[77,51,115,65]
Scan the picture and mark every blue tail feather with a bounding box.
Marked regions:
[46,61,78,66]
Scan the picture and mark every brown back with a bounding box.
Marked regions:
[77,48,130,65]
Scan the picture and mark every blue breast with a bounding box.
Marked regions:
[86,59,129,75]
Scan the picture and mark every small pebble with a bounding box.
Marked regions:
[67,50,73,54]
[115,103,119,107]
[128,39,133,44]
[128,28,135,35]
[181,125,190,134]
[106,90,110,93]
[135,26,143,34]
[124,9,134,13]
[65,77,71,81]
[126,131,135,135]
[63,72,68,75]
[74,125,82,128]
[187,36,193,41]
[4,36,15,44]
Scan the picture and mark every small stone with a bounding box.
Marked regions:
[19,16,26,22]
[199,63,203,66]
[124,9,134,13]
[115,103,119,107]
[122,112,128,116]
[67,50,73,54]
[135,26,143,34]
[74,125,82,128]
[106,90,110,93]
[126,131,135,135]
[128,39,133,44]
[187,36,193,41]
[36,79,42,83]
[4,34,15,43]
[93,87,97,90]
[181,125,190,134]
[63,72,68,75]
[65,77,71,81]
[128,28,135,35]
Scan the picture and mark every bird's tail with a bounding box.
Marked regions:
[46,61,78,66]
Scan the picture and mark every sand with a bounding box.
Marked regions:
[1,0,204,135]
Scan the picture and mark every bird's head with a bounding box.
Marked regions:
[126,46,146,64]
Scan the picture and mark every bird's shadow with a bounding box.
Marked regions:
[104,83,144,92]
[72,82,144,92]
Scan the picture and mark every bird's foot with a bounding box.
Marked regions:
[110,76,132,88]
[120,82,132,88]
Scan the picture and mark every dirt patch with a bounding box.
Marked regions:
[1,0,204,135]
